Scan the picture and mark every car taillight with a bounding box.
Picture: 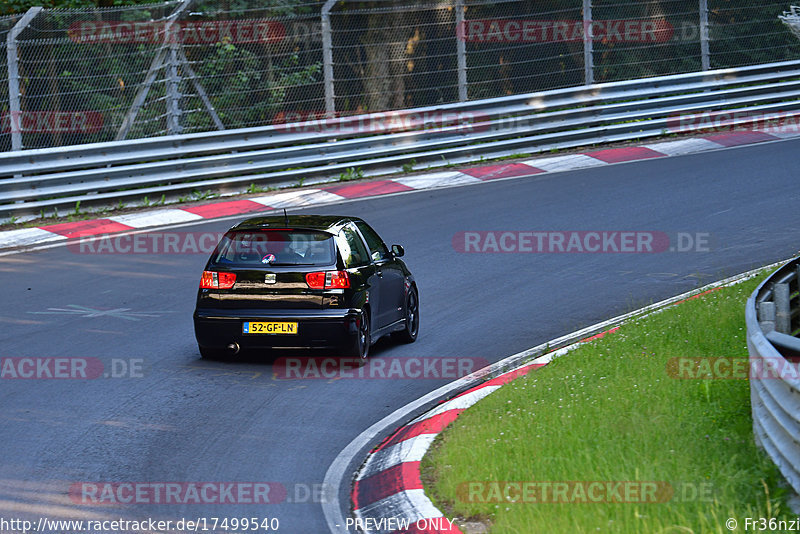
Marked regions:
[200,271,237,289]
[306,271,350,289]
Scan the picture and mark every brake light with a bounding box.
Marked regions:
[305,272,326,289]
[306,271,350,289]
[200,271,237,289]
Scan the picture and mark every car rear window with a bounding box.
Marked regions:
[210,230,336,267]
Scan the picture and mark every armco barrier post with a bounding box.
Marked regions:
[775,283,791,333]
[759,301,776,333]
[6,7,42,151]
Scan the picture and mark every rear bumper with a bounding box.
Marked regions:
[193,307,361,350]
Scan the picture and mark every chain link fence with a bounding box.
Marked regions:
[591,0,703,81]
[1,13,24,152]
[13,3,179,148]
[1,0,799,152]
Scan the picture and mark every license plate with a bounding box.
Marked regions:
[243,322,298,334]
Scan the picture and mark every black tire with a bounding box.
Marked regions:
[199,346,227,360]
[393,287,419,344]
[344,310,371,360]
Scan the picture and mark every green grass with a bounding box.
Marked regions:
[422,273,794,533]
[493,153,532,161]
[246,183,270,194]
[338,167,364,182]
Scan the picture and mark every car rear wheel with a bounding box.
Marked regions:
[344,311,371,360]
[393,287,419,344]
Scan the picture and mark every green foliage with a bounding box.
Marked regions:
[183,41,322,133]
[337,167,363,182]
[190,189,216,201]
[246,183,268,194]
[494,153,530,161]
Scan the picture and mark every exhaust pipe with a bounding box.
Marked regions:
[227,343,240,355]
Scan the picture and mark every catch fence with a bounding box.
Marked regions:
[2,0,797,151]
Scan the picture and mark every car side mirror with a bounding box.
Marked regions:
[391,244,404,257]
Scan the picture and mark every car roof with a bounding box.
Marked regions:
[230,214,361,232]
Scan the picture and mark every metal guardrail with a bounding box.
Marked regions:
[746,257,800,497]
[3,58,800,220]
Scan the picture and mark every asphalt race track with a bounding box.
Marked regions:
[2,139,800,533]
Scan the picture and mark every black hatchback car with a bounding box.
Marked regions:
[193,215,419,359]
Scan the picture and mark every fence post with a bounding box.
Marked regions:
[456,0,467,101]
[759,301,776,333]
[6,7,42,151]
[583,0,593,85]
[115,0,193,141]
[699,0,710,70]
[166,38,183,135]
[321,0,337,116]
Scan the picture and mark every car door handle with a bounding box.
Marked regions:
[376,268,383,277]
